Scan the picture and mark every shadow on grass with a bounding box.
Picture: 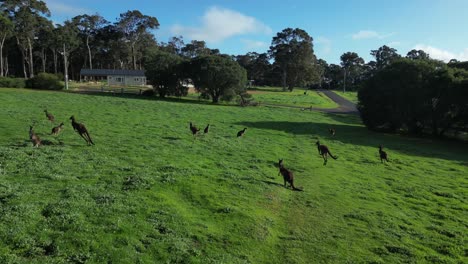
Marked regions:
[259,180,304,192]
[66,90,239,107]
[236,120,468,162]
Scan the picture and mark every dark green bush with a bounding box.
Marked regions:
[26,73,64,90]
[0,77,26,88]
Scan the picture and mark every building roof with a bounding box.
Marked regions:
[80,69,145,76]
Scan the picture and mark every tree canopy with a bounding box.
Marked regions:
[269,27,320,91]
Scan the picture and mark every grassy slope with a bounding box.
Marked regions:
[0,88,466,263]
[248,87,338,108]
[333,90,359,104]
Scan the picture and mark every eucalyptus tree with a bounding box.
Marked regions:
[406,49,430,60]
[181,40,211,58]
[116,10,159,70]
[340,52,365,91]
[0,13,13,76]
[33,16,53,73]
[2,0,50,77]
[189,55,247,103]
[269,28,319,91]
[370,45,401,69]
[54,20,79,85]
[72,14,108,69]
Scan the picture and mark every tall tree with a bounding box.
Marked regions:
[189,55,247,103]
[72,14,108,70]
[145,49,186,98]
[406,49,430,60]
[55,20,79,86]
[269,28,319,91]
[2,0,50,77]
[370,45,401,69]
[181,40,211,58]
[0,13,13,76]
[116,10,159,70]
[340,52,365,92]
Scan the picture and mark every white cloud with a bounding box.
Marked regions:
[352,30,395,40]
[43,0,92,17]
[316,36,332,54]
[171,6,272,43]
[413,44,468,62]
[241,39,268,50]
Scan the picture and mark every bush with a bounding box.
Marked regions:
[0,77,26,88]
[26,73,64,90]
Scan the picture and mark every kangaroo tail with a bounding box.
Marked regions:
[328,151,338,160]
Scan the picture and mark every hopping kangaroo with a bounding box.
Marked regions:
[379,145,389,163]
[328,128,336,136]
[278,159,301,191]
[316,141,337,165]
[189,122,200,136]
[29,125,41,147]
[70,116,94,145]
[51,122,64,136]
[44,110,55,122]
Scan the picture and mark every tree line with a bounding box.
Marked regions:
[1,0,466,137]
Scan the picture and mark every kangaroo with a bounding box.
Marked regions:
[316,141,338,165]
[44,110,55,122]
[278,159,301,191]
[29,125,41,147]
[329,128,336,136]
[379,145,389,163]
[70,116,94,145]
[189,122,200,136]
[50,122,64,136]
[237,128,247,137]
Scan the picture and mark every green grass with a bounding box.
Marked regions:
[0,88,467,263]
[248,86,338,108]
[333,90,359,104]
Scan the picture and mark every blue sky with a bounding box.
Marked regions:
[44,0,468,64]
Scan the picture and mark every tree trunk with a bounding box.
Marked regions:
[41,48,46,73]
[0,34,5,77]
[52,49,58,74]
[282,68,287,91]
[27,37,34,78]
[86,35,92,70]
[132,42,137,70]
[4,56,8,76]
[63,43,68,90]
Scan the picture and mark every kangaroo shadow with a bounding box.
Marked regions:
[259,180,304,192]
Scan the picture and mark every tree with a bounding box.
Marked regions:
[144,49,186,98]
[55,20,79,87]
[323,63,343,89]
[0,13,13,76]
[406,49,430,60]
[269,28,319,91]
[181,40,211,58]
[72,14,108,70]
[189,55,247,103]
[358,58,468,136]
[116,10,159,70]
[2,0,51,77]
[370,45,401,69]
[340,52,365,92]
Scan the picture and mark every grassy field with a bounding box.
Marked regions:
[247,86,338,108]
[333,90,359,104]
[0,88,466,263]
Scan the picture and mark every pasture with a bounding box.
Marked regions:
[247,86,338,108]
[0,88,466,263]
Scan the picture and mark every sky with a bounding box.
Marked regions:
[43,0,468,64]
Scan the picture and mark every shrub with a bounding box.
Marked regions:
[26,73,64,90]
[0,77,26,88]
